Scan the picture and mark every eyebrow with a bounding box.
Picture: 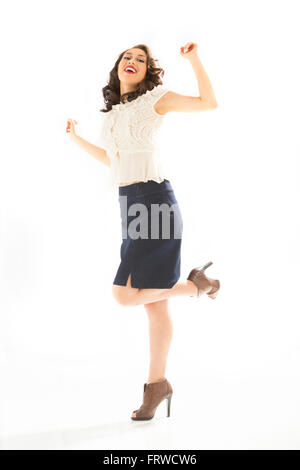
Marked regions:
[124,52,146,58]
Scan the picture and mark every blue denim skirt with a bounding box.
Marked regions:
[113,179,183,288]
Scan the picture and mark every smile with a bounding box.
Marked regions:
[124,66,137,73]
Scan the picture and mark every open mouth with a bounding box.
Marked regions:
[124,66,137,74]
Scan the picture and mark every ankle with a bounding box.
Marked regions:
[147,377,165,384]
[187,280,198,296]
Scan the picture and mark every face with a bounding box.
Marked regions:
[118,48,147,87]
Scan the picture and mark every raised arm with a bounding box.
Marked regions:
[155,42,218,114]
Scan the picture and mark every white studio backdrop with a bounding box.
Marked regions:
[0,0,300,449]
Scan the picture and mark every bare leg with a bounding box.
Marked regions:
[131,299,172,419]
[112,273,215,306]
[145,299,173,383]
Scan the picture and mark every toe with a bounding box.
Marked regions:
[208,292,217,299]
[131,412,136,418]
[208,280,220,298]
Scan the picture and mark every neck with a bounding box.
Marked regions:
[120,84,139,100]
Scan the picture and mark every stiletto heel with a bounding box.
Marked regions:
[195,261,213,271]
[187,261,220,299]
[166,393,172,417]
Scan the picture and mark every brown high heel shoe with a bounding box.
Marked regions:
[131,378,173,421]
[187,261,220,299]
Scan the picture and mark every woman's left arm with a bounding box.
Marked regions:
[156,42,218,114]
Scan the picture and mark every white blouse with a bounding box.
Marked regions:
[100,85,170,186]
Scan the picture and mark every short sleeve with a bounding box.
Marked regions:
[150,86,170,116]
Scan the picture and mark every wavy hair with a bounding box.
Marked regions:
[100,44,165,113]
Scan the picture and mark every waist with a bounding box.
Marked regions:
[119,179,144,187]
[118,179,172,197]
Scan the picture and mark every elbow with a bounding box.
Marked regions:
[199,97,218,109]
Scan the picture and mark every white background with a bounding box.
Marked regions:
[0,0,299,450]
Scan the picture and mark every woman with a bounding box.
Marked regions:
[66,42,220,421]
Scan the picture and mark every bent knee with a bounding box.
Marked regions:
[112,285,133,306]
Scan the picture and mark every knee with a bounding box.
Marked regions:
[112,286,133,306]
[112,291,128,306]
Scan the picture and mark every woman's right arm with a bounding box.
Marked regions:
[66,119,111,167]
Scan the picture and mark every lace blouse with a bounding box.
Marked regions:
[100,85,170,186]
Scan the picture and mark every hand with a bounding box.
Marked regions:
[180,42,198,61]
[66,118,78,139]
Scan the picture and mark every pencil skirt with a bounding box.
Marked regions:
[113,179,183,289]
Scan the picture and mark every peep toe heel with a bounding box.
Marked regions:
[187,261,220,299]
[131,378,173,421]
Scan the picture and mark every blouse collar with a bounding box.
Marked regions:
[111,85,163,111]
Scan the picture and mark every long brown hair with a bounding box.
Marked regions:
[100,44,165,113]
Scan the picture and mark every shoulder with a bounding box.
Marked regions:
[147,85,171,116]
[149,85,170,100]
